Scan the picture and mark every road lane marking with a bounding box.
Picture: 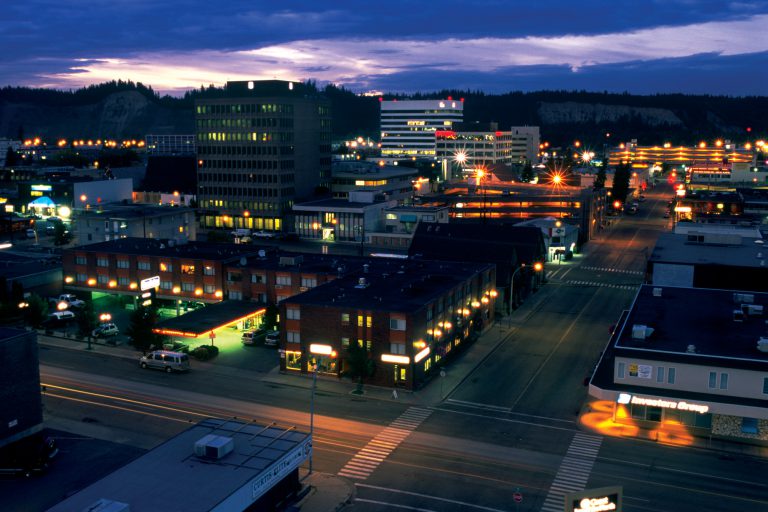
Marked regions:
[338,407,432,481]
[356,484,509,512]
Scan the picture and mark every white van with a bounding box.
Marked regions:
[139,350,190,373]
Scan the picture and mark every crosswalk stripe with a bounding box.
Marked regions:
[338,407,433,481]
[539,433,603,512]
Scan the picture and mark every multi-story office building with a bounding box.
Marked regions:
[195,80,332,234]
[436,123,540,180]
[590,285,768,444]
[380,99,463,160]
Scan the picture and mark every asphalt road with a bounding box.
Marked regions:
[18,183,768,512]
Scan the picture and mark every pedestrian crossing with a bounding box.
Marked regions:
[566,280,638,291]
[581,266,644,276]
[337,407,432,480]
[540,433,603,512]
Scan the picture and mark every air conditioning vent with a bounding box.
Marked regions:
[652,287,662,297]
[194,435,234,459]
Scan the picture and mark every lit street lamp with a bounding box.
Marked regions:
[510,262,543,315]
[309,363,317,475]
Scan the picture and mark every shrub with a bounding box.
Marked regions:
[192,346,211,360]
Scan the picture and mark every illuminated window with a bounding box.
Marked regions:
[341,313,350,325]
[159,262,173,272]
[116,259,129,269]
[182,282,194,292]
[97,275,109,284]
[96,258,109,267]
[286,308,300,320]
[204,284,215,293]
[75,256,87,265]
[181,264,195,275]
[366,316,372,328]
[137,261,151,271]
[203,266,215,276]
[341,337,350,348]
[276,275,291,286]
[287,332,300,343]
[300,277,316,288]
[357,315,364,327]
[251,274,266,284]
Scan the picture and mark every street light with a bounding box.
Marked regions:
[510,262,544,314]
[309,363,317,475]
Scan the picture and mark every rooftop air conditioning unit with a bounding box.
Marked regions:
[733,309,745,322]
[686,344,697,353]
[734,293,754,304]
[757,337,768,353]
[631,324,654,340]
[194,435,234,460]
[652,287,662,297]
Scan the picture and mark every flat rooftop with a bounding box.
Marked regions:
[48,418,310,512]
[650,232,767,268]
[69,238,260,261]
[616,285,768,366]
[286,259,492,312]
[78,204,194,219]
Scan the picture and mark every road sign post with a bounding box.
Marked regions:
[513,488,523,510]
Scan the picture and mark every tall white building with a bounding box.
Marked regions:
[380,99,463,160]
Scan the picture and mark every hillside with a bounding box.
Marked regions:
[0,82,765,147]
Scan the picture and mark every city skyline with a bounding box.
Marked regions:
[2,1,767,96]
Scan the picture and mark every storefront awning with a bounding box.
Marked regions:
[28,196,56,207]
[153,300,265,338]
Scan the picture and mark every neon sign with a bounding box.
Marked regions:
[618,393,709,414]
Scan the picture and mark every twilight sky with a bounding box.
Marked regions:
[2,0,767,96]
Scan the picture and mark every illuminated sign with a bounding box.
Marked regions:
[31,184,52,192]
[140,275,160,291]
[566,486,622,512]
[414,346,431,363]
[250,438,311,502]
[617,393,709,414]
[381,354,410,364]
[309,344,333,355]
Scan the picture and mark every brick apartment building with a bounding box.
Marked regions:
[279,259,496,390]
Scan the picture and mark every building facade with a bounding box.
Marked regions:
[590,285,768,445]
[75,205,196,245]
[436,124,540,180]
[279,259,496,390]
[331,160,416,203]
[195,80,332,234]
[380,99,463,160]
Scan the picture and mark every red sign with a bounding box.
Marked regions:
[513,492,523,503]
[209,331,216,340]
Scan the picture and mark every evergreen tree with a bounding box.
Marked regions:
[611,162,632,205]
[76,300,97,339]
[344,341,375,394]
[126,306,165,354]
[594,160,607,189]
[521,161,535,183]
[24,294,48,328]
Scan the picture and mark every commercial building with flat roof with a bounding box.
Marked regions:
[196,80,331,234]
[589,285,768,445]
[0,328,43,449]
[648,232,768,290]
[279,258,496,390]
[48,418,311,512]
[331,160,417,203]
[75,204,196,245]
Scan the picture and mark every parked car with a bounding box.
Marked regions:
[139,350,190,373]
[264,331,280,346]
[48,310,76,322]
[92,323,119,338]
[49,294,85,309]
[242,329,266,345]
[0,435,58,478]
[25,229,36,239]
